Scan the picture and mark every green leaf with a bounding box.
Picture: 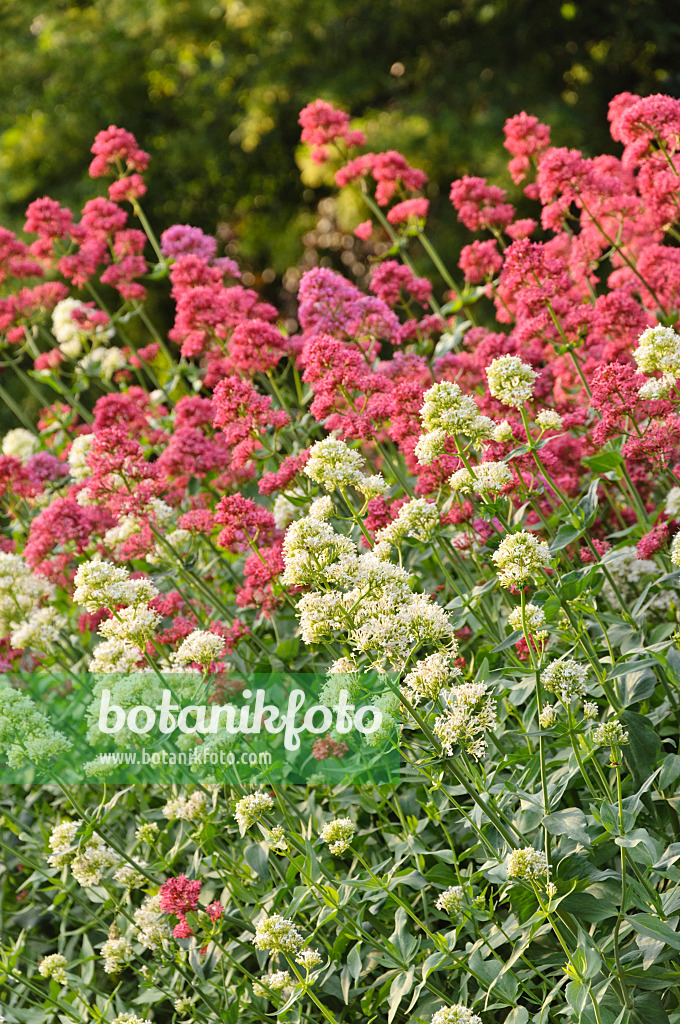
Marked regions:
[630,992,671,1024]
[620,711,662,791]
[491,630,522,653]
[387,966,414,1023]
[550,521,583,552]
[542,808,591,847]
[625,913,680,950]
[582,450,623,475]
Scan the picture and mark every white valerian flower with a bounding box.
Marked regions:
[98,605,161,648]
[253,971,291,998]
[415,382,496,463]
[52,297,114,358]
[48,819,81,867]
[539,704,558,728]
[593,718,629,748]
[100,934,132,975]
[508,602,548,641]
[272,493,297,531]
[234,791,275,835]
[433,682,497,760]
[492,531,550,588]
[639,377,672,400]
[73,559,158,612]
[89,639,143,674]
[10,606,66,652]
[296,948,323,969]
[252,914,303,953]
[430,1006,483,1024]
[403,651,462,704]
[68,432,95,481]
[135,822,160,843]
[541,659,588,702]
[304,437,365,491]
[38,953,68,985]
[282,510,357,588]
[486,354,538,407]
[376,497,440,545]
[162,792,207,822]
[633,324,680,380]
[435,885,465,913]
[535,409,563,431]
[506,847,548,879]
[79,346,126,380]
[174,997,193,1015]
[449,460,512,495]
[114,863,147,890]
[70,833,117,887]
[546,881,558,898]
[111,1015,153,1024]
[133,893,171,950]
[671,532,680,567]
[171,629,225,668]
[493,420,513,442]
[357,473,388,499]
[2,427,39,462]
[666,487,680,519]
[583,701,598,720]
[320,817,356,854]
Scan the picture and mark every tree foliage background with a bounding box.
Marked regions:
[0,0,678,293]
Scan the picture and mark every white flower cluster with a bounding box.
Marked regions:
[0,681,72,768]
[114,862,147,890]
[101,934,132,975]
[535,409,563,431]
[666,488,680,519]
[433,682,497,760]
[133,893,171,950]
[162,791,207,822]
[1,427,38,462]
[111,1015,153,1024]
[449,460,512,496]
[430,1007,482,1024]
[38,953,68,985]
[508,602,548,641]
[539,704,558,728]
[79,346,127,381]
[320,817,356,854]
[253,970,291,998]
[376,498,440,546]
[0,552,63,653]
[171,629,225,668]
[52,297,114,358]
[415,382,496,464]
[486,355,538,407]
[296,948,323,968]
[234,791,275,835]
[76,559,161,673]
[506,847,548,879]
[593,718,629,748]
[284,500,457,670]
[135,822,160,843]
[47,817,117,888]
[403,651,461,704]
[252,914,303,953]
[104,498,175,551]
[67,433,95,481]
[633,324,680,382]
[541,659,588,702]
[492,531,550,588]
[435,885,465,914]
[305,437,383,497]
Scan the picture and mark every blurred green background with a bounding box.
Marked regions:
[0,0,678,299]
